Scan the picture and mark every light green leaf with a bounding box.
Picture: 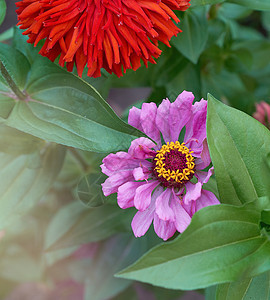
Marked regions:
[0,43,144,153]
[74,173,106,207]
[0,124,44,155]
[45,201,134,251]
[190,0,224,7]
[216,271,270,300]
[227,0,270,11]
[0,0,6,27]
[207,94,270,205]
[171,7,208,64]
[117,203,270,290]
[0,143,65,229]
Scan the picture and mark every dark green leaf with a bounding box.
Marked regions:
[216,271,270,300]
[0,43,144,152]
[45,202,134,251]
[207,94,270,205]
[227,0,270,11]
[0,0,6,27]
[171,7,208,64]
[117,203,270,290]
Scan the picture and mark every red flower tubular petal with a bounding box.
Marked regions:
[16,0,190,77]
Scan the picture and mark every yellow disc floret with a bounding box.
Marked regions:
[153,141,195,187]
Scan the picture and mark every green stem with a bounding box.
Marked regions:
[0,60,27,100]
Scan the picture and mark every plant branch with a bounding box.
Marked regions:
[0,60,27,100]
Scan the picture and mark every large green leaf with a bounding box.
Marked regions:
[227,0,270,11]
[0,0,6,27]
[0,43,144,153]
[0,143,65,229]
[117,203,270,290]
[216,271,270,300]
[45,202,134,251]
[171,7,208,64]
[207,94,270,205]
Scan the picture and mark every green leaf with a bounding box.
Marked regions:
[207,94,270,205]
[74,173,107,207]
[190,0,224,7]
[0,143,65,229]
[171,7,208,64]
[216,271,270,300]
[227,0,270,11]
[45,202,134,251]
[0,0,6,27]
[82,234,148,300]
[0,43,144,153]
[117,203,270,290]
[0,124,44,155]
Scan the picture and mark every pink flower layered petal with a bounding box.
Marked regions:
[184,100,207,154]
[117,181,143,209]
[195,139,211,170]
[156,98,171,143]
[153,213,176,241]
[133,167,150,181]
[171,191,192,232]
[128,137,156,159]
[102,170,133,196]
[134,180,160,211]
[155,188,175,222]
[140,103,161,146]
[183,167,214,204]
[183,181,203,204]
[131,187,163,237]
[195,189,220,212]
[169,91,194,142]
[101,152,137,176]
[128,106,144,132]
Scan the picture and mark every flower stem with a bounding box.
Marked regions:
[0,60,27,101]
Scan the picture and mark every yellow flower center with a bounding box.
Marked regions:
[153,141,195,188]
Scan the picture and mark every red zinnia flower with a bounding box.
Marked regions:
[16,0,190,77]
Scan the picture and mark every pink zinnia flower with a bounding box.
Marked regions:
[253,101,270,130]
[101,91,220,241]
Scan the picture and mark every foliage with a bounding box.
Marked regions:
[0,0,270,299]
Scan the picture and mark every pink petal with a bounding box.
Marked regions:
[128,137,156,159]
[117,181,143,209]
[131,187,163,237]
[140,102,161,146]
[131,205,155,238]
[134,180,160,211]
[133,167,150,181]
[195,167,214,184]
[156,98,171,143]
[183,181,202,204]
[184,100,207,153]
[101,170,133,196]
[195,139,211,170]
[101,152,137,176]
[153,213,176,241]
[171,192,192,232]
[169,91,194,142]
[195,189,220,212]
[128,106,143,132]
[155,188,175,222]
